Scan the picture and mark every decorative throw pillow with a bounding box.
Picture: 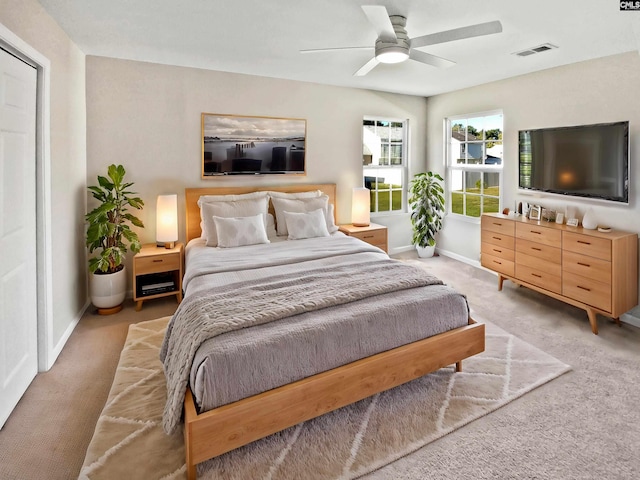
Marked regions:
[201,197,269,247]
[198,192,269,239]
[213,214,270,248]
[284,209,331,240]
[271,195,338,236]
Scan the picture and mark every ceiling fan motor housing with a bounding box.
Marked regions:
[375,15,410,63]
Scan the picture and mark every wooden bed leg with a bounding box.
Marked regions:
[498,275,504,291]
[186,462,196,480]
[184,389,198,480]
[455,361,462,373]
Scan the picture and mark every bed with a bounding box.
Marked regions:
[162,184,484,480]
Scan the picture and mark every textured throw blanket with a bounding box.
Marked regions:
[159,258,443,434]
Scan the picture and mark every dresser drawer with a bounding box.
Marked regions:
[481,243,515,262]
[563,232,611,261]
[563,271,611,312]
[563,251,611,284]
[516,223,561,248]
[481,253,515,277]
[516,238,561,263]
[481,229,514,250]
[482,216,515,236]
[516,264,562,294]
[516,252,561,277]
[135,253,181,275]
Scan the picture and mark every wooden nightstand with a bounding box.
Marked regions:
[339,223,388,252]
[133,243,184,311]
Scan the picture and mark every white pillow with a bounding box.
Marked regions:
[213,214,270,248]
[271,194,338,236]
[198,191,269,238]
[201,197,269,247]
[284,209,330,240]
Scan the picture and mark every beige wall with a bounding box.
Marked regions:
[1,0,87,354]
[426,52,640,266]
[85,56,428,263]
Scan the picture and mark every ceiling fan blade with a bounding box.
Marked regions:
[410,20,503,49]
[361,5,397,42]
[354,57,380,76]
[409,49,456,69]
[300,46,373,54]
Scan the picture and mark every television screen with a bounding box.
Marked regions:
[518,121,629,203]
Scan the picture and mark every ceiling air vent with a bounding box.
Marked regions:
[513,43,558,57]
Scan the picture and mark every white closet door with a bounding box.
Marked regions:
[0,48,38,429]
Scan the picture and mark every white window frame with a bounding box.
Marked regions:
[445,110,503,222]
[363,117,408,216]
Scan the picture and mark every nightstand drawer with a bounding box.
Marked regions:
[135,254,180,275]
[351,229,386,245]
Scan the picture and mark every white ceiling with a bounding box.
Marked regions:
[37,0,640,97]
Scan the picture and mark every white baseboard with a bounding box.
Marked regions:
[435,248,481,268]
[621,306,640,329]
[389,245,415,256]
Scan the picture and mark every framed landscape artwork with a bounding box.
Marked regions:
[201,113,307,177]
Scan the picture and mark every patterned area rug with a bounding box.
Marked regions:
[79,316,570,480]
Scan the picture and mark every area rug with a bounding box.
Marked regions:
[79,316,570,480]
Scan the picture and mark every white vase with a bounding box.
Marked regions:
[581,208,598,230]
[416,244,436,258]
[90,266,127,311]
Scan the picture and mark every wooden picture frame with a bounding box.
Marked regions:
[201,113,306,177]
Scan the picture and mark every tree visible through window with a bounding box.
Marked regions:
[363,118,407,214]
[446,112,503,218]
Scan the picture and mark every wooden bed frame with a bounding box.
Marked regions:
[182,184,485,479]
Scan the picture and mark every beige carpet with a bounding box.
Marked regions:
[79,315,570,480]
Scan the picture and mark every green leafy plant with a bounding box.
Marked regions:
[86,164,144,274]
[408,172,445,248]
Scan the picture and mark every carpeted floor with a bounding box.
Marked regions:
[78,316,569,480]
[1,254,639,480]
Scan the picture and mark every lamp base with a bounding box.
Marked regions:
[157,241,176,249]
[352,222,370,227]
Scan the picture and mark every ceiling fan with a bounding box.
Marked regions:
[300,5,502,76]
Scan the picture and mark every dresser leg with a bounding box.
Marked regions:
[586,308,598,335]
[498,275,504,291]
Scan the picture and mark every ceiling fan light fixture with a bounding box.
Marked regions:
[375,44,409,64]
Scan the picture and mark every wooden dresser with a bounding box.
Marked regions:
[481,213,638,334]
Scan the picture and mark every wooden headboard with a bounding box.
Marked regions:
[185,184,337,243]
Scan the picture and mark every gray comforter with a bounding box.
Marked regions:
[160,235,468,435]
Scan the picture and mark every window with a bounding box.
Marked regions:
[446,111,503,218]
[363,118,407,214]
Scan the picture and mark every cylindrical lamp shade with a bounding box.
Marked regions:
[156,194,178,248]
[352,187,371,227]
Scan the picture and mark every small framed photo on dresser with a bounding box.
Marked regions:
[529,205,541,221]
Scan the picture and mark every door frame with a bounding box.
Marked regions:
[0,22,54,372]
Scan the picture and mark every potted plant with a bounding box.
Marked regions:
[408,171,445,258]
[86,164,144,313]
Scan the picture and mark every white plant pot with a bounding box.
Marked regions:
[416,245,436,258]
[90,266,127,310]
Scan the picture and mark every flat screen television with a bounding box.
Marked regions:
[518,121,629,204]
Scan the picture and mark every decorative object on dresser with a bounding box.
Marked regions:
[480,213,638,334]
[338,222,388,252]
[85,164,144,314]
[409,172,445,258]
[133,243,183,311]
[581,207,598,230]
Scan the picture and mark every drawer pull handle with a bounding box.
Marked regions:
[363,235,374,239]
[577,285,591,292]
[531,247,542,251]
[493,222,502,226]
[493,248,502,253]
[531,273,542,278]
[152,259,163,263]
[493,260,502,265]
[577,262,590,267]
[577,240,591,245]
[492,236,502,240]
[531,231,542,235]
